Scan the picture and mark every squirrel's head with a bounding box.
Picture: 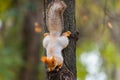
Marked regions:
[41,56,56,71]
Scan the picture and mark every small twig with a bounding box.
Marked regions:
[103,0,108,32]
[101,0,108,35]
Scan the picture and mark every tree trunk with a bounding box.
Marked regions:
[44,0,77,80]
[19,0,43,80]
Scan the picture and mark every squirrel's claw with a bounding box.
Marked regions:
[62,31,71,37]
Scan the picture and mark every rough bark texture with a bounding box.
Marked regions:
[44,0,77,80]
[19,0,43,80]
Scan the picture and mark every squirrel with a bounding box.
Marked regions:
[41,0,71,72]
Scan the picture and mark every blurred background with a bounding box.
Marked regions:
[0,0,120,80]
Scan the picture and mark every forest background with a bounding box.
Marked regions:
[0,0,120,80]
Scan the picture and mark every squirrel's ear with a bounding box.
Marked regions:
[41,56,48,64]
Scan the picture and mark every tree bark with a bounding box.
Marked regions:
[44,0,77,80]
[19,0,43,80]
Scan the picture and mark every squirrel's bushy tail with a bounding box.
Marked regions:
[47,0,67,34]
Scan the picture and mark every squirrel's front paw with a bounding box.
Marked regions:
[56,64,63,71]
[44,33,49,37]
[48,67,55,72]
[48,68,52,72]
[62,31,71,37]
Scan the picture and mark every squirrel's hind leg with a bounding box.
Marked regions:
[62,31,71,37]
[44,33,49,37]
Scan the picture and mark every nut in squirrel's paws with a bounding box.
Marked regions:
[44,33,49,37]
[62,31,71,37]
